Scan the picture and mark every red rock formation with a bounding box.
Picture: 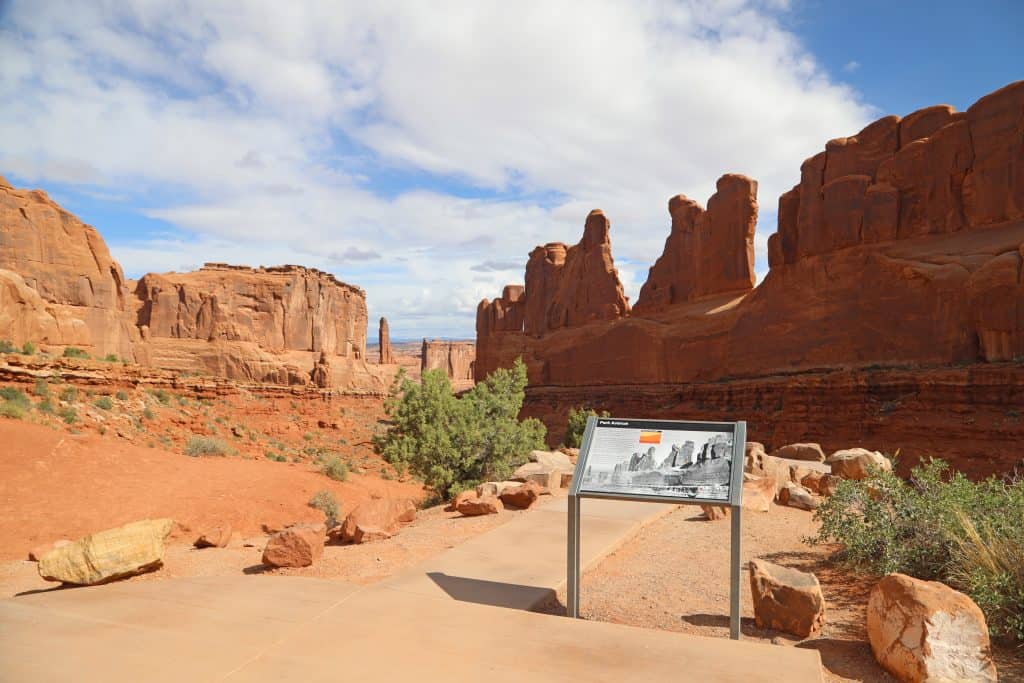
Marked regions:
[421,339,475,383]
[0,177,139,359]
[475,81,1024,476]
[634,174,757,313]
[378,317,395,365]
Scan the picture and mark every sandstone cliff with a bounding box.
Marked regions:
[378,317,395,365]
[0,178,384,390]
[421,339,475,384]
[475,81,1024,476]
[0,177,139,359]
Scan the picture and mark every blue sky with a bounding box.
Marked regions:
[0,1,1020,341]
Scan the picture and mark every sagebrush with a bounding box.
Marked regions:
[374,358,546,499]
[308,490,340,524]
[184,436,233,457]
[809,458,1024,641]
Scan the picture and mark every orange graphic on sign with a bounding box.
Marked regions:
[639,431,662,444]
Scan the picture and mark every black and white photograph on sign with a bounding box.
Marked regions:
[578,421,735,501]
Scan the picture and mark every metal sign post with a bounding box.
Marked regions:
[566,417,746,641]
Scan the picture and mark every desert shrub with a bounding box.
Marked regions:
[0,340,14,353]
[320,456,349,481]
[149,389,171,405]
[37,397,54,414]
[303,431,314,441]
[308,490,339,523]
[21,341,35,355]
[59,406,78,424]
[62,347,89,359]
[0,400,26,419]
[564,406,610,448]
[0,387,28,405]
[809,458,1024,640]
[142,406,155,420]
[115,390,128,401]
[184,436,232,457]
[93,395,113,411]
[102,353,119,362]
[375,359,546,499]
[33,378,49,397]
[59,386,78,403]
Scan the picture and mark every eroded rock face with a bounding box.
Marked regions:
[867,573,997,683]
[472,83,1024,476]
[421,339,475,382]
[378,317,395,364]
[0,182,139,359]
[634,174,758,313]
[38,518,173,585]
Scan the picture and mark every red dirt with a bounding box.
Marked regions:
[0,417,423,562]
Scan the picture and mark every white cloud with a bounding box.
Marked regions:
[844,60,861,73]
[0,0,872,338]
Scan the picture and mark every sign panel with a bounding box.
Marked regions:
[573,417,743,505]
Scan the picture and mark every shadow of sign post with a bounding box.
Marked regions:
[566,416,747,640]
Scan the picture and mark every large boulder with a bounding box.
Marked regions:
[512,462,567,491]
[338,498,416,544]
[827,448,893,480]
[38,518,174,585]
[528,449,573,470]
[262,524,325,567]
[741,474,774,513]
[476,480,526,498]
[446,490,477,512]
[749,559,826,638]
[499,481,544,509]
[456,494,503,516]
[867,574,997,682]
[770,443,826,462]
[745,444,790,496]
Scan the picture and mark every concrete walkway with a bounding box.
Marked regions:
[0,498,822,681]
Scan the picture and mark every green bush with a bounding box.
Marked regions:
[809,459,1024,640]
[564,406,610,448]
[184,436,232,457]
[0,387,29,405]
[115,390,128,401]
[142,407,155,420]
[33,379,49,397]
[0,340,14,353]
[62,347,89,359]
[374,359,546,499]
[59,406,78,424]
[59,386,78,403]
[149,389,171,405]
[102,353,119,362]
[37,397,54,414]
[320,456,349,481]
[21,341,35,355]
[0,401,26,419]
[93,395,113,411]
[308,490,339,523]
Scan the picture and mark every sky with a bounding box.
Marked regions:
[0,1,1020,341]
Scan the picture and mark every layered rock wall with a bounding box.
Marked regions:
[475,81,1024,475]
[421,339,475,383]
[0,177,139,359]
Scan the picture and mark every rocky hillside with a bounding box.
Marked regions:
[0,178,385,390]
[476,80,1024,476]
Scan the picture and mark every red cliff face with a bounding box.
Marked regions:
[634,174,758,313]
[421,339,475,384]
[0,178,139,359]
[475,81,1024,476]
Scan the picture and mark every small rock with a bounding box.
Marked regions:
[456,494,503,516]
[446,490,477,512]
[770,443,826,462]
[749,558,825,638]
[741,475,774,513]
[818,474,841,496]
[560,471,574,489]
[779,482,820,511]
[193,526,232,548]
[827,448,892,480]
[499,481,543,509]
[231,425,244,438]
[528,449,573,470]
[262,523,325,568]
[700,505,730,521]
[867,573,997,683]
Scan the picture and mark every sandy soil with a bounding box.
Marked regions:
[539,504,1024,682]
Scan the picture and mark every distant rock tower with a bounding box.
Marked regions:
[378,317,395,365]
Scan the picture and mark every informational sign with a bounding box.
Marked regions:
[572,417,744,505]
[567,416,747,639]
